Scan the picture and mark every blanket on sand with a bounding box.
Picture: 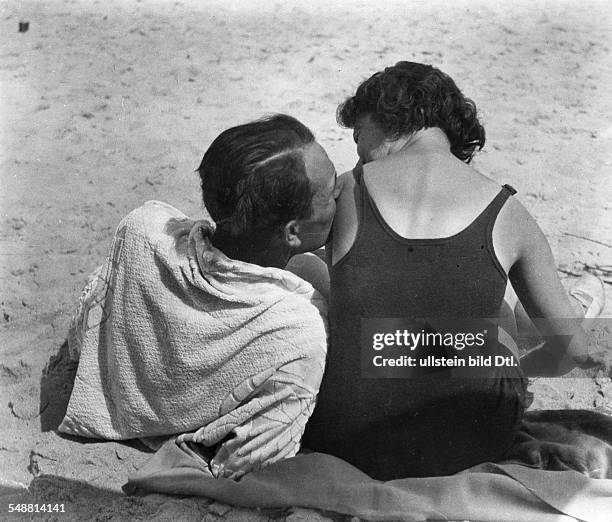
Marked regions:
[126,409,612,522]
[59,201,328,476]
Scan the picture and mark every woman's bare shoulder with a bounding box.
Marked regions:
[463,165,506,197]
[493,189,550,273]
[330,168,361,265]
[496,191,541,238]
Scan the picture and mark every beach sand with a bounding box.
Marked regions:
[1,0,611,519]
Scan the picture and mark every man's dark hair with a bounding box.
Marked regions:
[198,114,315,249]
[337,61,485,162]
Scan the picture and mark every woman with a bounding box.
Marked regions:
[303,61,601,479]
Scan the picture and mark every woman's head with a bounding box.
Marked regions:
[337,61,485,163]
[198,114,337,261]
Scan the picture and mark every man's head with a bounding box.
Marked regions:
[198,114,338,266]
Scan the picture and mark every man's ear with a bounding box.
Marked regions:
[283,220,302,248]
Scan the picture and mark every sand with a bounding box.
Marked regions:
[1,0,611,520]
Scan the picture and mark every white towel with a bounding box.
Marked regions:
[59,200,328,441]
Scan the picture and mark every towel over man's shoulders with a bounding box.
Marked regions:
[60,200,328,441]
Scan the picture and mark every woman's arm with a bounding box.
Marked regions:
[286,252,330,300]
[506,201,589,376]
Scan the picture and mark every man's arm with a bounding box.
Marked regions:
[176,356,324,479]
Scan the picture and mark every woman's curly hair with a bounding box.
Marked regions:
[337,62,485,162]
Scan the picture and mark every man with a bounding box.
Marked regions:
[59,114,339,478]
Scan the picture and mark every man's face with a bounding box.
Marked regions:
[295,142,339,253]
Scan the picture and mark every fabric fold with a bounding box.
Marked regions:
[126,409,612,522]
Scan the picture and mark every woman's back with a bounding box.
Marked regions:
[302,146,526,478]
[332,129,518,265]
[335,157,514,317]
[367,151,497,235]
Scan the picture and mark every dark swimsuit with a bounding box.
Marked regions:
[302,167,527,479]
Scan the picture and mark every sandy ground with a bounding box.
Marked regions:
[1,0,611,520]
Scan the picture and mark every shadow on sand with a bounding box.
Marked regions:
[39,341,78,433]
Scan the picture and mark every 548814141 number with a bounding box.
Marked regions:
[8,504,65,513]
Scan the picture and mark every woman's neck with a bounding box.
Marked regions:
[371,127,452,175]
[397,127,450,155]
